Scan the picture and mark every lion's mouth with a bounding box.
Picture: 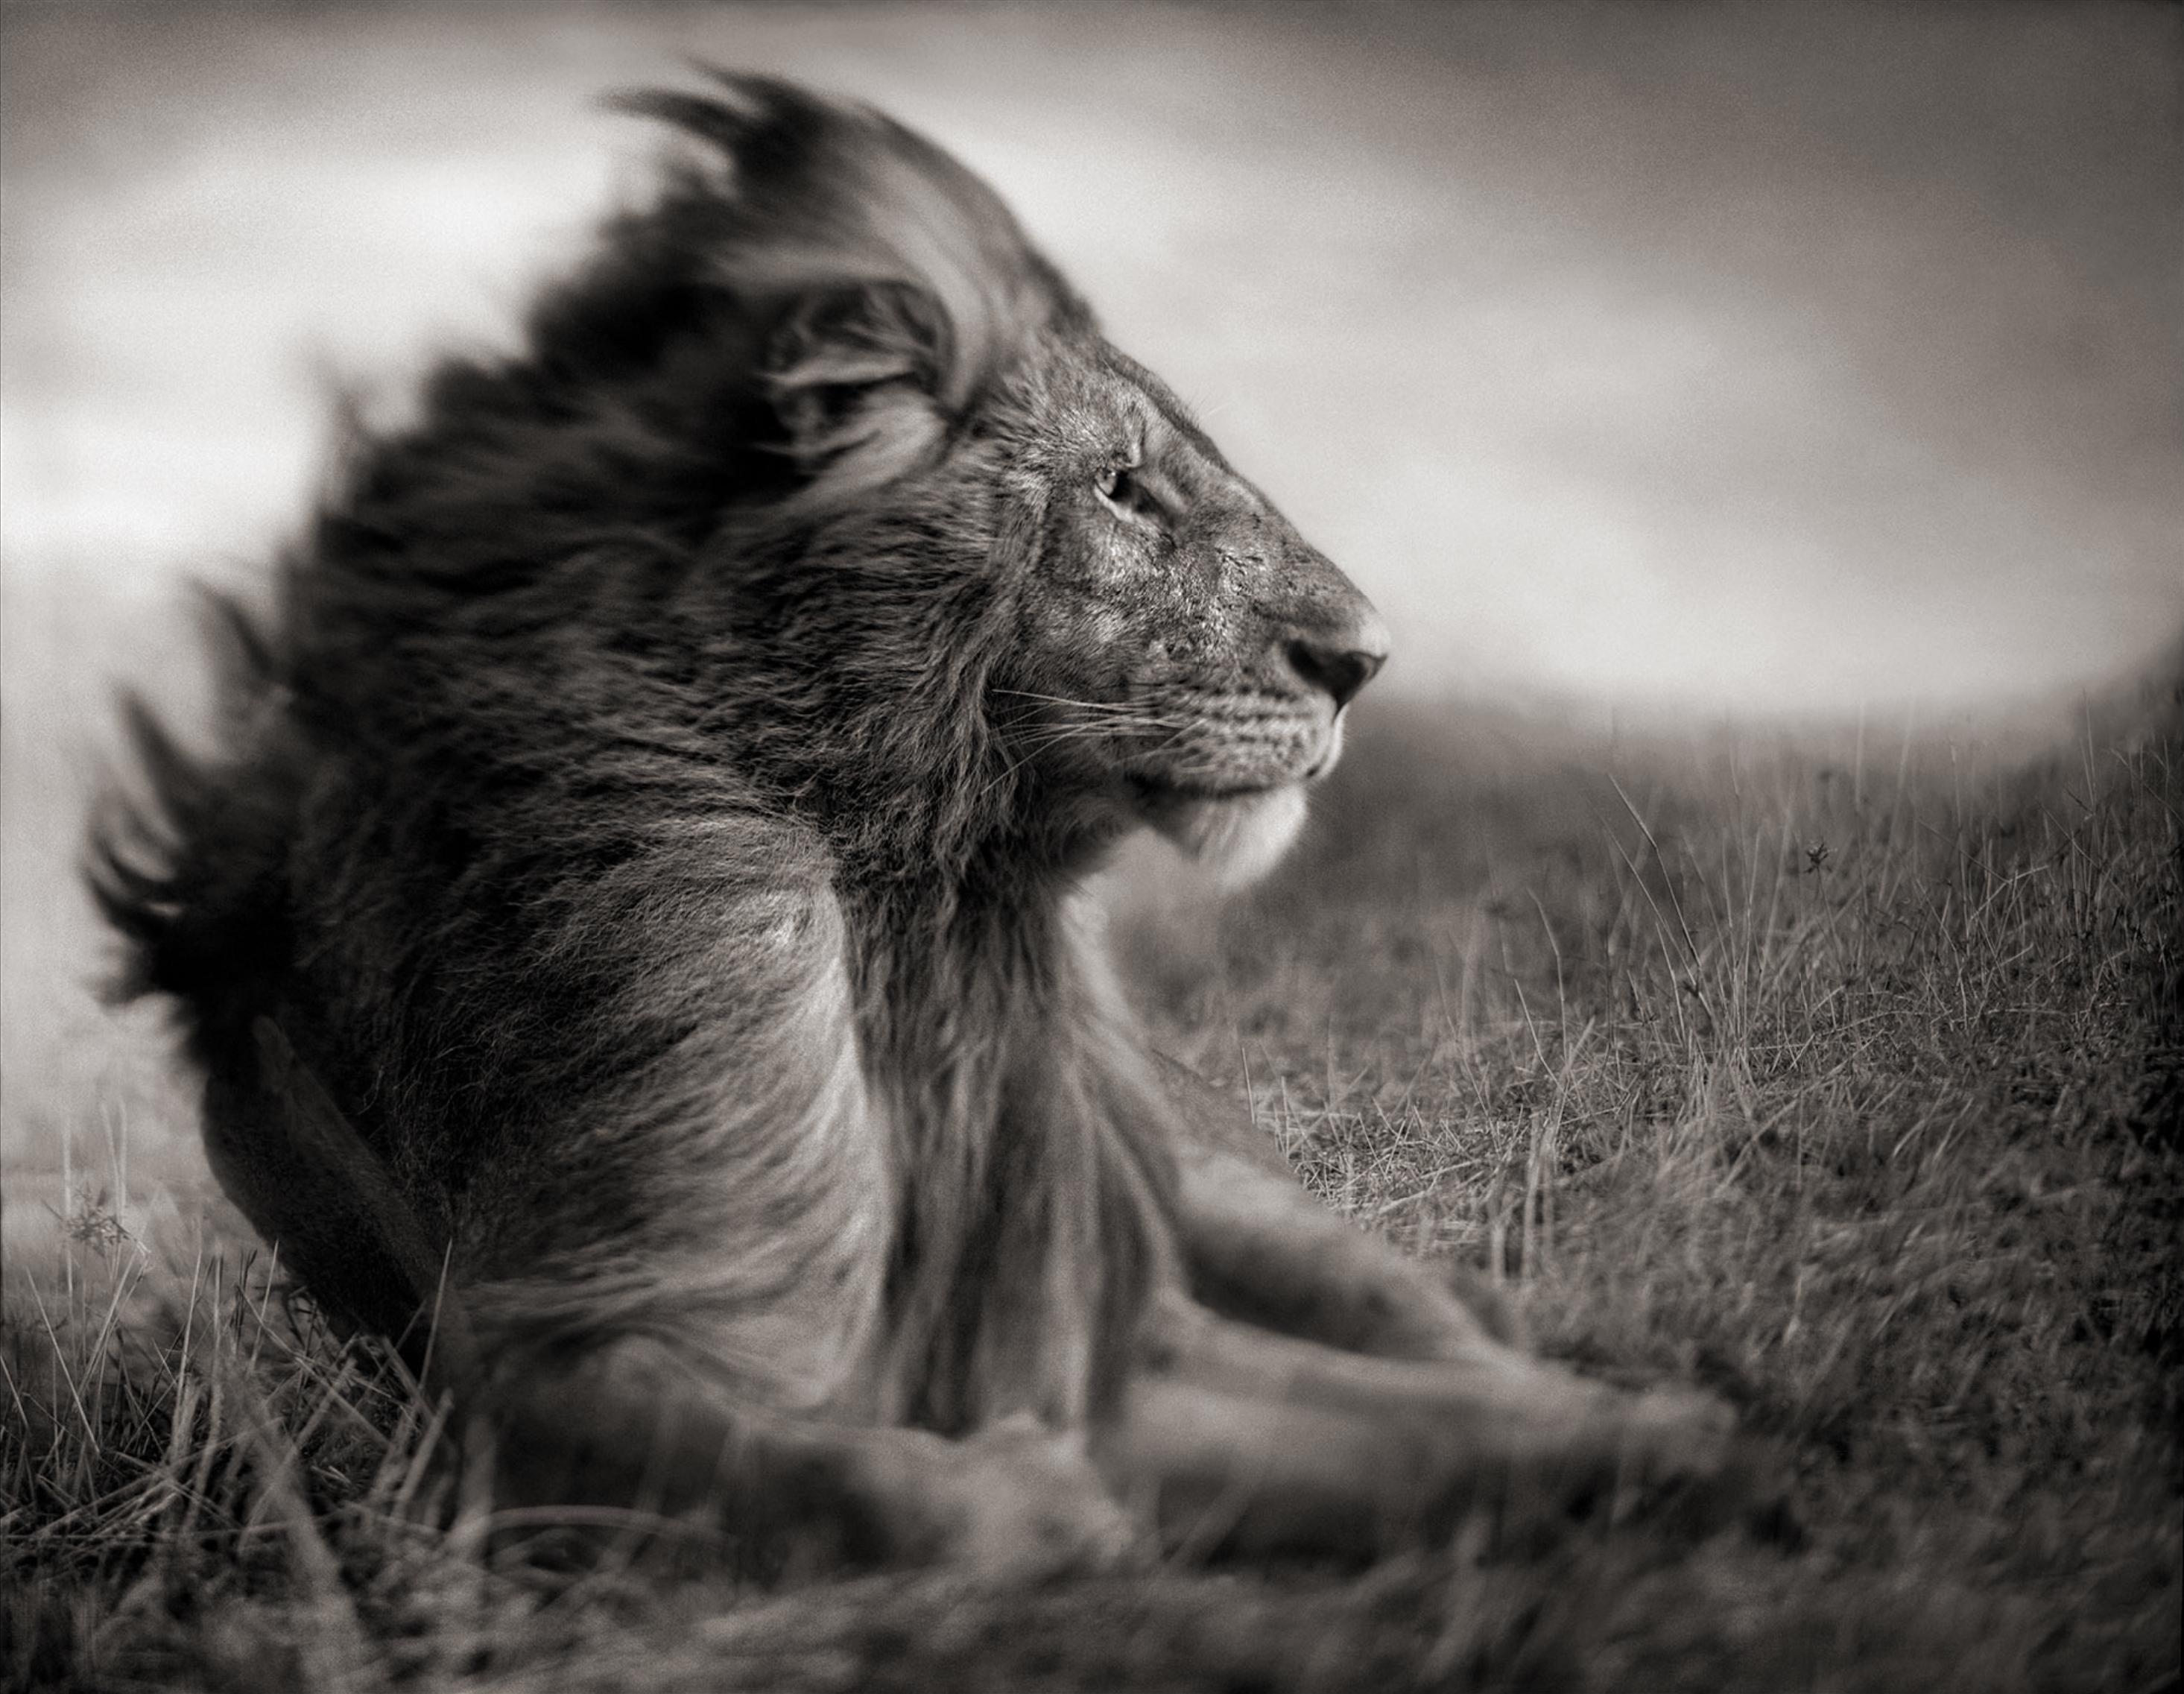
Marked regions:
[1124,773,1288,808]
[1123,738,1343,809]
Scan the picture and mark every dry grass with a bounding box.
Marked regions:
[4,636,2180,1691]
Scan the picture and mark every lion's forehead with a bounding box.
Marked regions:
[1063,349,1235,481]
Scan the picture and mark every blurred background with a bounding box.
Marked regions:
[6,1,2180,710]
[2,1,2180,1189]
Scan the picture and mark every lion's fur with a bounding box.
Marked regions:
[90,72,1735,1567]
[89,63,1355,1422]
[91,74,1209,1441]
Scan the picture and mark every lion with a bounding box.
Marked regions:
[90,72,1734,1574]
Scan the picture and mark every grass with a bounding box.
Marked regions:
[4,615,2180,1691]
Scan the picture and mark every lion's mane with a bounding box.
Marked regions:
[92,75,1180,1436]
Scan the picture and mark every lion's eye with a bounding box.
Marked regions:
[1095,462,1154,523]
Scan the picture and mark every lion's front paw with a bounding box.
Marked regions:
[1448,1374,1747,1538]
[863,1415,1140,1581]
[1548,1381,1773,1540]
[1613,1388,1799,1540]
[952,1414,1143,1579]
[1613,1382,1739,1482]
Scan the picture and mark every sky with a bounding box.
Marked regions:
[3,1,2180,715]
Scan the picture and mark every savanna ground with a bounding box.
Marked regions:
[4,587,2180,1690]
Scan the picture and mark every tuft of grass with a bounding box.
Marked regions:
[6,665,2181,1691]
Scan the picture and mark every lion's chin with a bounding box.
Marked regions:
[1142,783,1308,891]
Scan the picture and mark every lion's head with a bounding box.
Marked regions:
[990,341,1390,887]
[510,73,1396,891]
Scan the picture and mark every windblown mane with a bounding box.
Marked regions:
[91,72,1172,1435]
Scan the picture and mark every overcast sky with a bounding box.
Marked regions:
[4,1,2179,714]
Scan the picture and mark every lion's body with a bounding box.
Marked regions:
[94,75,1734,1571]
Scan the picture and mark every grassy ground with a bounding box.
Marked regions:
[4,645,2180,1692]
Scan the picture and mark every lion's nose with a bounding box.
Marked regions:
[1285,607,1390,709]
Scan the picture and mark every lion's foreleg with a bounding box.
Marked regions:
[481,1335,1130,1577]
[1177,1140,1525,1362]
[1157,1055,1521,1359]
[1097,1295,1735,1558]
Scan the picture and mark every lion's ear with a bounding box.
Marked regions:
[763,281,955,471]
[616,72,1084,426]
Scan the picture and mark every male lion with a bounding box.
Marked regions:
[92,73,1732,1573]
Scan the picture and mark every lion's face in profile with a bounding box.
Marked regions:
[602,78,1385,891]
[993,347,1388,882]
